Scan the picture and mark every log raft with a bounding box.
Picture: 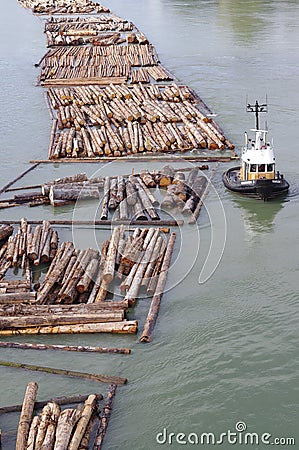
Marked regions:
[11,381,119,450]
[0,222,176,338]
[45,84,235,160]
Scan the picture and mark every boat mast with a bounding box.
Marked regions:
[246,100,268,130]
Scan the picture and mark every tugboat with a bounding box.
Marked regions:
[222,100,289,200]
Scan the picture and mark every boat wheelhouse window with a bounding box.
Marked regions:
[250,164,257,172]
[267,164,274,171]
[258,164,265,172]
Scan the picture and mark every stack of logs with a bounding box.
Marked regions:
[0,224,175,336]
[47,83,234,159]
[39,44,163,86]
[15,381,117,450]
[45,15,136,47]
[18,0,110,14]
[0,173,103,209]
[0,219,58,289]
[0,166,210,224]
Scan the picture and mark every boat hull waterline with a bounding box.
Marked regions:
[222,166,289,200]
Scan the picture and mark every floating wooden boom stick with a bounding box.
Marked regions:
[0,393,103,415]
[0,360,127,385]
[93,384,117,450]
[140,232,176,342]
[0,341,131,354]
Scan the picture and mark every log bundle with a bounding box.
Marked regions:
[18,0,110,15]
[46,83,234,159]
[15,382,117,450]
[39,44,163,86]
[0,219,58,290]
[45,15,135,47]
[0,224,175,336]
[0,166,210,224]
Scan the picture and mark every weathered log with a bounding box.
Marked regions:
[182,176,207,215]
[0,302,128,316]
[69,395,97,450]
[102,227,120,283]
[78,413,96,450]
[76,258,99,293]
[0,360,127,384]
[0,225,13,242]
[159,165,175,186]
[0,312,124,329]
[132,196,147,221]
[87,241,109,304]
[54,408,82,450]
[26,415,39,450]
[0,341,131,355]
[125,229,160,305]
[60,248,98,303]
[141,236,164,291]
[49,186,100,204]
[145,237,167,296]
[107,178,117,210]
[37,242,75,304]
[125,180,137,206]
[130,177,160,220]
[40,402,61,450]
[140,233,176,342]
[34,403,52,449]
[100,177,110,220]
[0,321,137,336]
[186,167,199,189]
[120,234,144,272]
[0,292,37,304]
[16,381,38,450]
[94,280,110,303]
[93,384,117,450]
[136,177,159,206]
[28,225,41,261]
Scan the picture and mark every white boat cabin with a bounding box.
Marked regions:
[240,130,275,181]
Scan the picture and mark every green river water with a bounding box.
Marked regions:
[0,1,298,449]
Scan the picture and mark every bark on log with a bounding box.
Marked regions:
[159,165,175,187]
[0,302,128,316]
[0,341,131,355]
[0,225,14,242]
[76,258,99,293]
[68,395,97,450]
[93,384,117,450]
[102,227,120,283]
[40,402,60,450]
[49,186,100,204]
[26,415,39,450]
[0,292,37,304]
[34,403,52,449]
[0,312,124,329]
[16,381,38,450]
[100,177,110,220]
[54,408,82,450]
[0,321,137,336]
[140,232,176,342]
